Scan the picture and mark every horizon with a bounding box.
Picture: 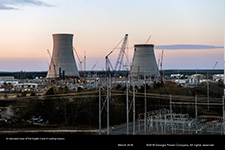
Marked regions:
[0,68,224,73]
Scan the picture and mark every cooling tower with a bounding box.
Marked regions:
[47,34,79,78]
[131,44,158,76]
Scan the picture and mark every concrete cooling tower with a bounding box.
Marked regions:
[47,34,79,78]
[131,44,158,76]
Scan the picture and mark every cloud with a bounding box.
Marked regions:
[0,0,52,10]
[154,44,224,50]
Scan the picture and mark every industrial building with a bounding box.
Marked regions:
[0,76,15,81]
[130,44,158,77]
[14,83,38,92]
[213,74,224,81]
[0,76,18,87]
[47,34,79,78]
[188,74,204,84]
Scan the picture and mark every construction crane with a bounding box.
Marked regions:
[114,34,128,71]
[91,61,99,71]
[47,49,58,83]
[207,61,218,111]
[105,54,114,72]
[105,35,123,73]
[160,50,164,82]
[146,35,152,44]
[156,55,160,82]
[105,34,128,76]
[47,49,57,78]
[84,50,86,73]
[73,47,83,71]
[209,61,218,79]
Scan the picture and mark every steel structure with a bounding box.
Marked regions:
[135,96,225,135]
[114,34,128,71]
[73,47,83,71]
[105,34,128,74]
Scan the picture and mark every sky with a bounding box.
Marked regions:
[0,0,224,71]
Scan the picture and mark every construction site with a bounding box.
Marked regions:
[0,33,224,136]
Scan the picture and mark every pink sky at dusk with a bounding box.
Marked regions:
[0,0,223,71]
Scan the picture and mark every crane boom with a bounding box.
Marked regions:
[114,34,128,71]
[105,34,125,73]
[160,50,164,82]
[146,35,152,44]
[91,61,99,71]
[47,49,57,78]
[73,47,83,71]
[156,55,160,81]
[212,62,218,71]
[210,61,218,77]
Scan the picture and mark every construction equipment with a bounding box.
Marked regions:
[160,50,164,82]
[47,49,58,83]
[47,49,57,78]
[114,34,128,71]
[105,54,114,72]
[91,61,99,71]
[155,50,164,82]
[73,47,83,71]
[209,61,218,78]
[146,35,152,44]
[105,34,128,76]
[207,61,218,111]
[84,51,86,73]
[156,54,160,82]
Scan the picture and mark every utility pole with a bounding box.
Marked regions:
[223,96,224,135]
[84,51,86,79]
[64,101,67,125]
[207,61,218,111]
[107,74,110,135]
[126,75,129,135]
[195,95,198,121]
[144,74,147,134]
[160,50,164,82]
[99,81,101,135]
[170,95,172,133]
[133,74,136,135]
[207,72,210,111]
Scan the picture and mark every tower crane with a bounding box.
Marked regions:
[160,50,164,82]
[114,34,128,71]
[47,49,57,78]
[84,50,86,73]
[209,61,218,79]
[146,35,152,44]
[73,47,83,71]
[156,55,160,82]
[206,61,218,111]
[91,61,99,71]
[105,34,128,76]
[47,49,58,83]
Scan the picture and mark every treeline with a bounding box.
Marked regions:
[13,81,223,128]
[0,69,223,79]
[0,71,47,79]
